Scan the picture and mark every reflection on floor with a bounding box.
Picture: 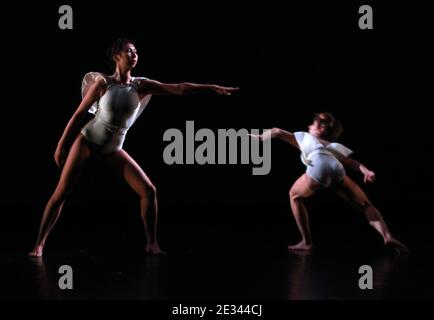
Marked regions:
[1,246,433,300]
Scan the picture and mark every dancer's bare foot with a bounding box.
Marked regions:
[146,243,166,255]
[288,241,313,251]
[28,245,44,257]
[385,237,409,254]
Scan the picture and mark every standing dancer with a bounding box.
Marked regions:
[29,39,238,257]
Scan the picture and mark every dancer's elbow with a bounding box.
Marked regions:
[172,83,185,95]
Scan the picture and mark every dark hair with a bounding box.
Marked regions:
[107,38,136,68]
[313,112,343,141]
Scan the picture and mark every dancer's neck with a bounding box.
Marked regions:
[112,68,132,84]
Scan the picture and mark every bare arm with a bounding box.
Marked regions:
[249,128,299,149]
[339,156,376,183]
[55,78,106,166]
[137,79,239,96]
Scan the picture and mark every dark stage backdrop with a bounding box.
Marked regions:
[1,1,432,255]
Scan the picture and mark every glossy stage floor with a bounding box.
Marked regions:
[1,242,433,300]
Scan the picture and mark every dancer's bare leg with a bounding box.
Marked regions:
[288,174,322,251]
[104,149,165,255]
[29,135,91,257]
[335,176,409,254]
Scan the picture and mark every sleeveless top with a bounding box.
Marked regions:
[80,72,152,152]
[293,131,353,166]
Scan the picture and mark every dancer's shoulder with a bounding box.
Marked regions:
[293,131,312,144]
[81,72,108,97]
[131,76,151,86]
[326,142,353,158]
[83,71,108,83]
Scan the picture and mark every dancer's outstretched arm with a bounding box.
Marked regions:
[338,156,376,184]
[138,79,239,96]
[249,128,299,148]
[55,78,106,167]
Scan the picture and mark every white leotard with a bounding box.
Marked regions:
[294,132,353,187]
[80,72,152,153]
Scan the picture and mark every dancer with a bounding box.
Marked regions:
[29,39,238,257]
[250,112,409,254]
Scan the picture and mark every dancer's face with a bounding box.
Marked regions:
[308,120,326,138]
[114,43,138,70]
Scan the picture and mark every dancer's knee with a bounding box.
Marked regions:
[51,183,73,204]
[139,183,156,202]
[356,199,373,212]
[289,188,303,202]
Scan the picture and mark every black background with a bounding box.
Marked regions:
[1,1,433,262]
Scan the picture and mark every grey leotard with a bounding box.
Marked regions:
[81,75,151,153]
[294,132,353,188]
